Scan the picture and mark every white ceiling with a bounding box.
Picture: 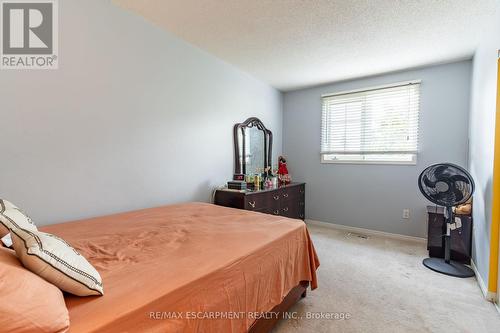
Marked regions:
[114,0,498,91]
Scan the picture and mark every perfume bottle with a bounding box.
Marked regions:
[254,174,261,190]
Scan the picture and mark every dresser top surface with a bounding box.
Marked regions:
[217,182,305,195]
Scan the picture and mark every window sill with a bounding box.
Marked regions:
[320,159,417,166]
[320,155,417,165]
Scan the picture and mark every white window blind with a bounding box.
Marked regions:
[321,81,420,164]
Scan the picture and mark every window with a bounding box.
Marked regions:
[320,81,420,164]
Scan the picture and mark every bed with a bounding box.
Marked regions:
[40,202,319,333]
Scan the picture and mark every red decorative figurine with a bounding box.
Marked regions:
[278,156,291,184]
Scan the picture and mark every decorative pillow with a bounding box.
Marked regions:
[0,247,70,333]
[0,199,37,233]
[11,228,104,296]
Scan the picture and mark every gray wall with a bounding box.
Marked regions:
[468,4,500,287]
[0,0,282,225]
[283,61,472,238]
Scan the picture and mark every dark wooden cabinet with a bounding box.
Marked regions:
[426,206,472,264]
[214,183,305,220]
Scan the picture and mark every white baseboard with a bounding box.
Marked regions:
[305,219,426,244]
[471,260,497,302]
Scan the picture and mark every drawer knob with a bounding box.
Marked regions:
[299,213,304,218]
[248,201,256,208]
[283,207,289,212]
[274,210,279,215]
[273,195,280,201]
[300,189,305,194]
[283,193,289,198]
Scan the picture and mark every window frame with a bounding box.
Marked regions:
[320,80,421,166]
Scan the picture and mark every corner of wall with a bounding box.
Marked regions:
[472,259,496,301]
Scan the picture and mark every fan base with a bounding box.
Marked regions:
[423,258,474,278]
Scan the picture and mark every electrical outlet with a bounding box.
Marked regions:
[402,209,410,219]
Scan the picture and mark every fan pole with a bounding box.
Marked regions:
[444,206,453,264]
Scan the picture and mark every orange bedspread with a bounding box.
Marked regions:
[40,202,319,333]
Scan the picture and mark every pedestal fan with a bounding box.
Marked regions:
[418,163,475,278]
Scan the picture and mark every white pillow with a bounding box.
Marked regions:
[11,228,104,296]
[0,199,37,232]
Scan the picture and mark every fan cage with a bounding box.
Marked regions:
[418,163,474,207]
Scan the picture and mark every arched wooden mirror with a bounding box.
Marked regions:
[234,117,273,175]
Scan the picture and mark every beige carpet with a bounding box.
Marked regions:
[273,224,500,333]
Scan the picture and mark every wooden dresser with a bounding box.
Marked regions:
[214,182,305,220]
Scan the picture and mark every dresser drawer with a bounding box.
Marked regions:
[280,202,297,218]
[281,184,305,202]
[298,200,305,220]
[280,201,305,220]
[266,207,281,216]
[245,192,279,211]
[244,192,266,211]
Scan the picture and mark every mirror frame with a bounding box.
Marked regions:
[233,117,273,175]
